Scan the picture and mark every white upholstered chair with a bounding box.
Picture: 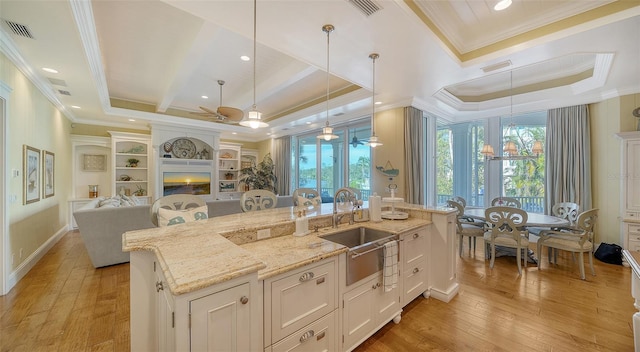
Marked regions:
[536,208,598,280]
[240,189,278,212]
[150,194,207,227]
[447,200,485,257]
[484,206,530,274]
[292,188,321,207]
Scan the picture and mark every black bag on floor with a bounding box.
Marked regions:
[594,243,623,265]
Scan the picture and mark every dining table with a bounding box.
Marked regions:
[463,208,570,228]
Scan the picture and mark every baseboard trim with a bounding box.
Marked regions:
[430,282,460,303]
[6,226,67,293]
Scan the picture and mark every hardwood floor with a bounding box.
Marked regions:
[0,231,635,351]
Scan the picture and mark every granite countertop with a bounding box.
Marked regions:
[123,202,439,295]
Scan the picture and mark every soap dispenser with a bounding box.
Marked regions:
[294,210,310,236]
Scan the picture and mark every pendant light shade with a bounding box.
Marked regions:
[240,0,268,129]
[367,53,382,148]
[317,24,338,141]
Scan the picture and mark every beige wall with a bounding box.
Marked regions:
[590,93,640,245]
[2,54,72,272]
[371,108,406,199]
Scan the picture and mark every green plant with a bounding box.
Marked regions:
[134,184,145,196]
[239,153,277,193]
[127,158,140,167]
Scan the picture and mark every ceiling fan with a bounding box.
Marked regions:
[350,131,368,148]
[192,80,244,123]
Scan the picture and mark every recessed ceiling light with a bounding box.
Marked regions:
[201,95,208,99]
[232,132,237,135]
[267,132,272,135]
[240,56,250,61]
[494,0,512,11]
[375,101,382,105]
[71,105,81,109]
[42,67,58,73]
[306,121,311,125]
[128,119,136,122]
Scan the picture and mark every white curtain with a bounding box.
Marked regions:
[272,136,291,195]
[403,106,425,204]
[545,105,592,213]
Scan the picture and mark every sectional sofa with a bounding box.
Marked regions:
[73,196,293,268]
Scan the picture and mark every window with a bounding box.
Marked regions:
[292,122,371,202]
[435,120,485,207]
[434,111,546,212]
[499,114,546,212]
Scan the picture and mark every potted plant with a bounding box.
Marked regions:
[239,153,277,193]
[127,158,139,167]
[133,184,145,196]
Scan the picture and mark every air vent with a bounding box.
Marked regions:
[48,78,67,87]
[348,0,382,17]
[333,112,345,117]
[3,20,34,39]
[58,90,71,96]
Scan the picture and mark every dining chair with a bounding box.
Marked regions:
[150,194,207,227]
[536,208,598,280]
[447,200,485,257]
[490,197,522,208]
[483,206,530,274]
[240,189,278,212]
[292,188,321,207]
[529,202,581,259]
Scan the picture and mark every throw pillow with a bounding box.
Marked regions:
[157,205,208,226]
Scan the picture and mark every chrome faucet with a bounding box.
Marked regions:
[333,188,357,228]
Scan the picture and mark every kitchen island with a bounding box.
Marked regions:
[123,202,457,351]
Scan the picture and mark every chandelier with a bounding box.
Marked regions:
[481,71,543,161]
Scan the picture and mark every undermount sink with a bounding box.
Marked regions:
[321,227,397,286]
[320,227,394,250]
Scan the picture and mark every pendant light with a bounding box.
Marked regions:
[317,24,338,141]
[240,0,268,129]
[367,53,383,148]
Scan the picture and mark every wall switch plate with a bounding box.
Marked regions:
[12,169,19,177]
[257,228,271,240]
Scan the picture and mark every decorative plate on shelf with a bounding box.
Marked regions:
[163,142,173,153]
[220,152,233,159]
[171,138,197,159]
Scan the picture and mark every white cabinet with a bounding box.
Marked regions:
[190,283,252,351]
[129,251,261,351]
[617,132,640,250]
[109,131,151,201]
[342,271,401,351]
[264,257,338,351]
[400,227,430,305]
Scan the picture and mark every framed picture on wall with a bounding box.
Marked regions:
[23,144,40,204]
[43,150,55,198]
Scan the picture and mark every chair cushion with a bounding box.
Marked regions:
[540,236,593,252]
[157,205,208,226]
[484,232,529,247]
[460,223,485,235]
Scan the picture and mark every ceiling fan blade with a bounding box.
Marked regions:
[217,106,244,122]
[198,106,217,114]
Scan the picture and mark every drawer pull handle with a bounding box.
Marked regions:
[316,331,326,341]
[240,296,249,305]
[413,267,419,274]
[316,277,325,285]
[299,272,315,282]
[413,233,419,239]
[299,330,314,343]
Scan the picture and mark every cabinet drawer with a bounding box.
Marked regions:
[402,258,427,304]
[271,311,337,352]
[628,224,640,236]
[270,261,336,343]
[626,212,640,220]
[628,240,640,252]
[403,228,428,266]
